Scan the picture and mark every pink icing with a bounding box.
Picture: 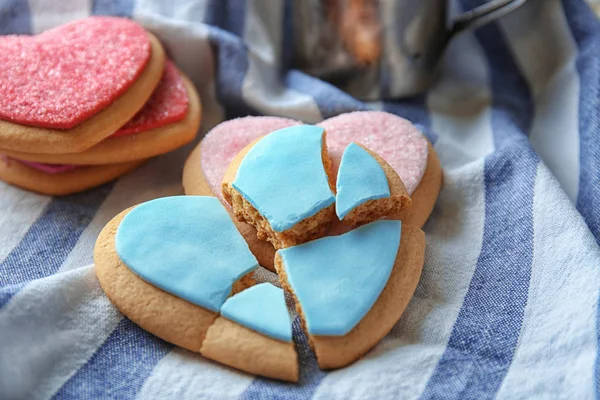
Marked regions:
[200,112,428,197]
[0,17,150,129]
[318,111,428,195]
[200,116,300,201]
[15,159,80,174]
[112,61,189,137]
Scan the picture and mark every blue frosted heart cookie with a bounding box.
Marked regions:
[94,196,299,381]
[275,221,425,369]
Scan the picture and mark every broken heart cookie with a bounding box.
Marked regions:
[95,196,298,382]
[2,61,201,165]
[0,16,165,154]
[95,194,424,381]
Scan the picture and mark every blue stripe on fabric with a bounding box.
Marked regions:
[53,317,173,399]
[562,0,600,242]
[239,317,326,400]
[91,0,135,17]
[0,0,31,34]
[207,0,258,119]
[0,282,25,308]
[280,0,294,73]
[420,2,536,398]
[561,0,600,396]
[285,70,367,119]
[0,183,113,288]
[382,95,437,144]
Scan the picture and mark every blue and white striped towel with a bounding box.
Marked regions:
[1,0,600,398]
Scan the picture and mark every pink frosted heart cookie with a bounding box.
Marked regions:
[1,62,201,166]
[0,16,166,154]
[182,112,441,270]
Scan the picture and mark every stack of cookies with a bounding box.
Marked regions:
[0,17,201,195]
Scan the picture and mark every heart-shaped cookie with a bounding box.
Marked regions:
[0,17,165,154]
[95,195,424,379]
[1,62,201,165]
[0,17,149,128]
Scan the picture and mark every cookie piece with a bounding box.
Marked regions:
[194,116,300,202]
[94,199,257,352]
[201,317,298,382]
[335,142,410,226]
[200,283,298,382]
[275,222,425,369]
[0,20,165,154]
[0,157,145,195]
[1,65,201,165]
[319,111,442,228]
[222,125,336,249]
[115,196,259,312]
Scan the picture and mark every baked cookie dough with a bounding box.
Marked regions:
[0,157,145,196]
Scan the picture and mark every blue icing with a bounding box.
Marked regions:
[231,125,335,232]
[115,196,259,312]
[278,220,401,336]
[336,142,391,220]
[220,283,292,342]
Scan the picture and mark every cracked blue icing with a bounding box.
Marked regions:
[115,196,259,312]
[278,220,401,336]
[231,125,335,232]
[335,142,391,220]
[220,283,292,342]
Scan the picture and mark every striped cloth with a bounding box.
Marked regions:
[0,0,599,398]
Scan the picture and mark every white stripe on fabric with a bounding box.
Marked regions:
[136,348,253,400]
[313,159,487,400]
[27,0,91,33]
[496,164,600,400]
[134,0,210,23]
[500,0,580,202]
[0,184,49,263]
[428,27,495,168]
[0,265,121,400]
[242,0,323,123]
[133,1,225,129]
